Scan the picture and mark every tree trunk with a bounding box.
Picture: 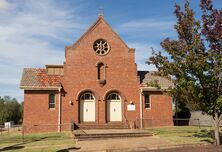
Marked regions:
[214,124,220,145]
[213,113,221,145]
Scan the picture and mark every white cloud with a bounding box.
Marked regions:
[117,18,175,71]
[0,1,172,101]
[0,0,86,101]
[128,42,159,71]
[116,18,176,40]
[119,19,174,30]
[0,0,9,9]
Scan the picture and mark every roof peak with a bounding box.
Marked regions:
[70,14,129,49]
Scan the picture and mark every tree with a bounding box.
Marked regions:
[0,96,23,125]
[147,0,222,145]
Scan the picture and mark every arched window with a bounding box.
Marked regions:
[49,94,55,109]
[80,92,95,101]
[97,62,105,80]
[107,93,121,100]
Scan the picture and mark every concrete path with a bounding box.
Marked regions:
[140,145,222,152]
[73,136,174,152]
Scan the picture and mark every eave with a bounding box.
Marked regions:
[141,87,171,92]
[20,86,61,90]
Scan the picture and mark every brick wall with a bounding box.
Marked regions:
[142,91,173,127]
[61,17,141,126]
[22,16,173,133]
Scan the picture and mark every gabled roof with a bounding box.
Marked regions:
[138,71,174,90]
[20,68,61,90]
[71,15,129,49]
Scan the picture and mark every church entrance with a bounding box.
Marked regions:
[79,92,95,122]
[107,93,122,122]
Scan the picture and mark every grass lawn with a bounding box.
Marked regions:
[0,131,76,152]
[146,126,215,145]
[0,126,218,151]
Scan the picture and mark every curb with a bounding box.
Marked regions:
[74,143,213,152]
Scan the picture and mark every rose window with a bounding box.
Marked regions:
[93,39,110,55]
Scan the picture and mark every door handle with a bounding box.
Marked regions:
[86,108,88,112]
[114,108,116,112]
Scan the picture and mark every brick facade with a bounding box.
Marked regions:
[21,16,173,133]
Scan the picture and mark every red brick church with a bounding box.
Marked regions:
[20,15,173,133]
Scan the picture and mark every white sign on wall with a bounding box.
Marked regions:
[127,104,135,111]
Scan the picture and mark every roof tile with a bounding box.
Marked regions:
[138,71,174,90]
[20,68,61,88]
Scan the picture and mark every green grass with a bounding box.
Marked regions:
[0,126,218,151]
[0,131,76,152]
[146,126,214,144]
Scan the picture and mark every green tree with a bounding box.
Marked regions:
[19,102,24,123]
[0,96,23,125]
[147,0,222,145]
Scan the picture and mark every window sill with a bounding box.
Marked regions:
[48,108,56,110]
[145,108,151,110]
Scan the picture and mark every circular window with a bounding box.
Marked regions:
[93,39,110,55]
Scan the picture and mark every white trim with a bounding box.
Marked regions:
[79,92,96,122]
[106,92,122,122]
[58,87,62,132]
[106,92,124,122]
[80,92,95,101]
[107,93,121,100]
[139,88,143,129]
[141,87,170,91]
[20,86,60,90]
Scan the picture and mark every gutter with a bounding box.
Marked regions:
[20,86,60,90]
[139,88,143,129]
[58,87,62,132]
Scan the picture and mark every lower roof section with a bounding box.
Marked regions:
[20,68,173,91]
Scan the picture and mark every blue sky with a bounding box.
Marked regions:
[0,0,221,101]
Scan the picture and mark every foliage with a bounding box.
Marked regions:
[146,79,161,89]
[148,0,222,119]
[0,96,23,125]
[147,0,222,145]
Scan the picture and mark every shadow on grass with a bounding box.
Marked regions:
[0,145,24,151]
[174,129,213,143]
[57,147,81,152]
[192,129,212,138]
[201,139,214,144]
[184,129,215,144]
[0,136,49,151]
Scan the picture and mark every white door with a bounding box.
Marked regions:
[81,100,95,122]
[108,100,122,121]
[107,93,122,122]
[80,93,95,122]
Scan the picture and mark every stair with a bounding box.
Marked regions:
[73,129,153,141]
[75,123,129,130]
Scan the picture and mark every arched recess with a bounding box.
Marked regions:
[76,89,99,101]
[104,89,126,122]
[97,62,105,80]
[103,89,126,101]
[96,62,106,86]
[76,89,97,123]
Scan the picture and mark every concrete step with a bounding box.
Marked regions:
[75,123,129,129]
[73,130,153,141]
